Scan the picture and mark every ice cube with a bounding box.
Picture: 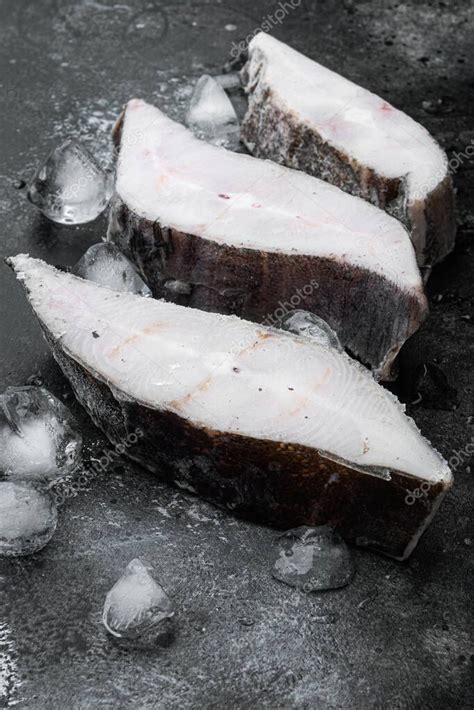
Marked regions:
[272,526,355,592]
[185,75,240,150]
[27,138,113,224]
[103,559,174,646]
[73,243,152,297]
[215,72,241,91]
[280,310,343,351]
[0,386,82,482]
[0,481,57,557]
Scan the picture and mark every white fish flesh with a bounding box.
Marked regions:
[241,33,455,269]
[108,99,427,379]
[8,254,452,559]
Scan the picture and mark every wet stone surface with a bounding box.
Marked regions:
[0,0,472,708]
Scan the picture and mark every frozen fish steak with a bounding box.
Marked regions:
[109,99,427,379]
[8,255,452,559]
[240,33,455,268]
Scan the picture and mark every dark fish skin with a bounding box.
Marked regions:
[107,197,427,381]
[42,329,448,561]
[240,85,456,270]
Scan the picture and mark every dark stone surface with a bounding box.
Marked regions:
[0,0,472,707]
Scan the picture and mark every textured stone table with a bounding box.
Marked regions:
[0,0,472,707]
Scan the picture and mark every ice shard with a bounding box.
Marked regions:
[102,559,174,645]
[279,311,343,352]
[185,74,240,150]
[73,242,152,297]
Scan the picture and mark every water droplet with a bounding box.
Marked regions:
[421,96,456,115]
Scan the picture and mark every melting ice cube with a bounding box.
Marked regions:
[0,386,82,482]
[280,310,343,351]
[185,75,240,150]
[0,481,57,557]
[73,243,152,297]
[102,559,174,645]
[27,138,113,224]
[272,526,355,592]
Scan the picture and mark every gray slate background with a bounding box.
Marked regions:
[0,0,473,708]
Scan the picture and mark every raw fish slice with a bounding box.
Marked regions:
[8,255,452,559]
[240,33,455,269]
[109,99,427,379]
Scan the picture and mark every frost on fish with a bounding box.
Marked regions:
[240,33,455,269]
[108,99,427,379]
[8,255,452,559]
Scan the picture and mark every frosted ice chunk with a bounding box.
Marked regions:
[27,138,113,224]
[0,482,57,557]
[272,526,355,592]
[280,310,343,351]
[185,75,240,150]
[73,243,152,296]
[102,559,174,645]
[0,386,82,482]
